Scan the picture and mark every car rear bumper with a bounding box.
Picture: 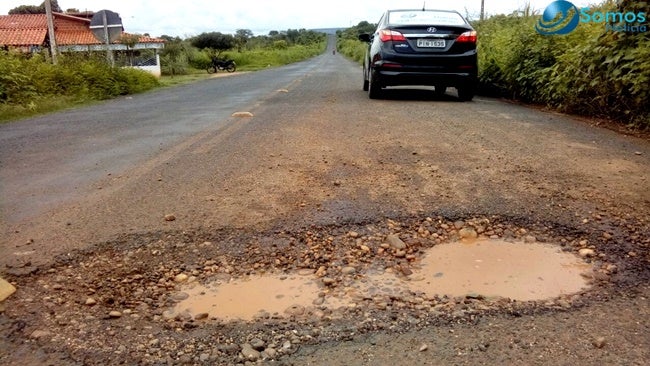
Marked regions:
[371,50,477,87]
[376,69,476,87]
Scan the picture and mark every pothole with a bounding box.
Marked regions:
[172,239,592,321]
[369,239,592,301]
[171,273,346,322]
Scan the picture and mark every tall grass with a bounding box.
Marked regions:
[1,51,159,122]
[474,0,649,128]
[188,42,326,72]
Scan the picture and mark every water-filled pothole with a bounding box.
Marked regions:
[381,239,591,301]
[172,273,345,321]
[173,239,591,321]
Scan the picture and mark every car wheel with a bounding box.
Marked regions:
[457,86,474,101]
[368,70,383,99]
[362,65,369,91]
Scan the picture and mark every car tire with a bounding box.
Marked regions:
[457,86,474,101]
[363,66,369,91]
[368,70,383,99]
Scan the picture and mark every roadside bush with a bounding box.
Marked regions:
[337,38,366,63]
[474,1,649,128]
[0,50,159,112]
[0,50,37,104]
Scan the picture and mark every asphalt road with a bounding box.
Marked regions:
[0,38,649,365]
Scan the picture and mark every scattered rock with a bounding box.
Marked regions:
[262,347,278,359]
[108,311,122,318]
[322,277,336,286]
[164,214,176,222]
[523,235,537,243]
[419,344,428,352]
[0,278,17,302]
[592,337,606,349]
[174,274,189,283]
[459,227,478,240]
[284,304,306,316]
[85,297,97,306]
[232,111,254,118]
[341,266,356,275]
[30,330,52,340]
[579,248,595,258]
[241,343,261,361]
[250,338,266,351]
[387,234,407,249]
[194,312,209,320]
[171,292,190,301]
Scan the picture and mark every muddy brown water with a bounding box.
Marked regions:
[174,239,592,321]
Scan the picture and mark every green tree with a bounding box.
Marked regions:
[235,29,253,52]
[9,0,62,14]
[191,32,235,57]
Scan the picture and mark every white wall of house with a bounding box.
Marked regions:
[58,43,164,77]
[129,54,161,77]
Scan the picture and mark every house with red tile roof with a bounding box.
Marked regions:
[0,12,165,75]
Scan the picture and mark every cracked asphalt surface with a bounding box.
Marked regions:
[0,39,649,365]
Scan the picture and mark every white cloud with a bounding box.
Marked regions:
[1,0,596,37]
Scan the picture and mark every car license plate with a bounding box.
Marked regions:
[417,39,446,48]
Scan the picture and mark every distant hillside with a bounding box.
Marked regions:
[311,27,345,34]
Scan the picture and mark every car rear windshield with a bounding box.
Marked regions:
[387,10,466,26]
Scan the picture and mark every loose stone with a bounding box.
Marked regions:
[579,248,595,257]
[387,234,407,249]
[322,277,336,286]
[459,227,478,240]
[285,304,306,316]
[592,337,606,349]
[250,338,266,351]
[174,274,189,283]
[241,343,261,361]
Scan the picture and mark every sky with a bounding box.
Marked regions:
[0,0,595,37]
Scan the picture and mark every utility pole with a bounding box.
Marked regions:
[44,0,58,64]
[101,11,114,66]
[480,0,485,21]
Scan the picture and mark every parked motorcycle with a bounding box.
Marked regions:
[207,57,236,73]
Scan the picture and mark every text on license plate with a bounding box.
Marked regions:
[417,39,446,48]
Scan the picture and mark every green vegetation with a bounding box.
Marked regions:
[162,28,325,75]
[474,0,649,129]
[0,28,325,122]
[337,1,649,129]
[336,21,376,64]
[0,52,159,122]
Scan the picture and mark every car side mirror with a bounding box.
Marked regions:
[358,33,371,43]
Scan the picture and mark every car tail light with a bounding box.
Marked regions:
[456,31,477,43]
[379,29,407,42]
